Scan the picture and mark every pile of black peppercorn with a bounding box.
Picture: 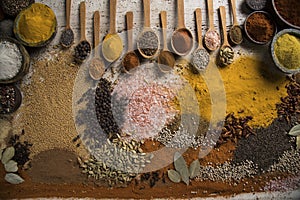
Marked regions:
[8,131,32,166]
[74,40,91,61]
[0,85,20,114]
[137,31,159,57]
[95,78,121,138]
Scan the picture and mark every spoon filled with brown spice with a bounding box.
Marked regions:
[157,11,175,72]
[60,0,74,48]
[171,0,193,56]
[122,11,140,73]
[192,8,210,72]
[218,6,234,67]
[204,0,220,51]
[89,11,105,80]
[229,0,243,45]
[74,1,91,62]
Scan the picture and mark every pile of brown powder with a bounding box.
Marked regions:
[14,49,88,158]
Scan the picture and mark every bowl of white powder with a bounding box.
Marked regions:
[0,37,30,84]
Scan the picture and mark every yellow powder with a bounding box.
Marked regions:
[102,34,123,61]
[175,56,288,128]
[15,3,56,44]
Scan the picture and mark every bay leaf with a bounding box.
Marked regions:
[174,152,189,185]
[167,169,181,183]
[189,159,200,179]
[4,160,18,172]
[1,146,15,164]
[5,173,24,184]
[297,136,300,150]
[288,124,300,137]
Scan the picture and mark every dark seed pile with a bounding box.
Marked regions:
[60,29,74,48]
[95,78,121,139]
[8,131,32,166]
[277,75,300,124]
[217,113,255,146]
[233,118,294,173]
[0,0,34,17]
[74,40,91,61]
[137,31,158,57]
[139,171,165,188]
[0,85,20,114]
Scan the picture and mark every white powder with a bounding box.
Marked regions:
[0,41,23,81]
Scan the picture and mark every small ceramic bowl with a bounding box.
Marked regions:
[271,29,300,74]
[0,37,30,84]
[272,0,300,30]
[244,11,277,45]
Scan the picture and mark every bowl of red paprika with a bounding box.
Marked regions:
[244,11,277,45]
[272,0,300,30]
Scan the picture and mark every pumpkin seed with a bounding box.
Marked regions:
[1,146,15,164]
[167,169,181,183]
[5,173,24,184]
[189,159,200,179]
[4,160,18,172]
[288,124,300,136]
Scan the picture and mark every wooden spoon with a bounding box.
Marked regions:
[60,0,74,48]
[171,0,193,56]
[122,11,140,73]
[192,8,209,71]
[204,0,220,51]
[102,0,123,62]
[137,0,159,59]
[74,1,91,62]
[158,11,175,72]
[89,11,105,80]
[219,6,234,67]
[229,0,243,45]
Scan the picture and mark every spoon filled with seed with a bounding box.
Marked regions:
[157,11,175,72]
[89,11,105,80]
[218,6,234,67]
[229,0,243,45]
[60,0,74,48]
[102,0,123,63]
[137,0,159,59]
[122,11,140,73]
[192,8,210,72]
[204,0,220,51]
[74,1,91,63]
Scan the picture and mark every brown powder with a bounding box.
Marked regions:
[14,49,89,159]
[275,0,300,27]
[172,29,192,54]
[122,51,139,72]
[246,12,276,43]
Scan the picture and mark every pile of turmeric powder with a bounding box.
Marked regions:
[174,56,288,128]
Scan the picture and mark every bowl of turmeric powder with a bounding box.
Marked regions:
[13,3,57,47]
[271,29,300,74]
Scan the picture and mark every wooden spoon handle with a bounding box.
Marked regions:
[109,0,117,34]
[80,1,86,41]
[126,11,134,51]
[220,6,229,46]
[94,11,100,55]
[66,0,71,29]
[207,0,214,29]
[177,0,185,28]
[230,0,238,25]
[195,8,203,48]
[143,0,150,28]
[160,11,168,51]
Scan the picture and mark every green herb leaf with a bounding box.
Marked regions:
[189,159,200,179]
[288,124,300,136]
[297,136,300,150]
[174,152,189,185]
[167,169,181,183]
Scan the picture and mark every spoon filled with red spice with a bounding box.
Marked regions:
[204,0,220,51]
[122,11,140,73]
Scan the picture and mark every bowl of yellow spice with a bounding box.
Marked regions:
[13,3,57,47]
[271,29,300,74]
